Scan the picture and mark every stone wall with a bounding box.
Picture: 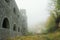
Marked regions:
[0,0,26,39]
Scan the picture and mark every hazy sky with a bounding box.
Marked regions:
[15,0,50,27]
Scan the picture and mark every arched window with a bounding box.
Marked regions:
[2,18,10,28]
[13,24,16,31]
[18,27,20,32]
[13,8,16,14]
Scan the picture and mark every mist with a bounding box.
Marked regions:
[15,0,50,33]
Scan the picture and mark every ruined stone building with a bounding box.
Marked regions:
[20,9,27,35]
[0,0,27,39]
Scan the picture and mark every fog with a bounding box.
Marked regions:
[15,0,50,33]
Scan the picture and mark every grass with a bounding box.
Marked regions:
[7,30,60,40]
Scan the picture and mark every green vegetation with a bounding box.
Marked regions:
[45,0,60,33]
[45,14,56,33]
[7,30,60,40]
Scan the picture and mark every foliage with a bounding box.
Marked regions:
[26,32,34,35]
[45,14,56,33]
[45,0,60,33]
[7,31,60,40]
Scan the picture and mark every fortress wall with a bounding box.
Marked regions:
[0,0,22,39]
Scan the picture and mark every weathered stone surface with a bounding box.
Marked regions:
[0,0,27,40]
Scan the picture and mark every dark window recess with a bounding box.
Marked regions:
[5,0,10,3]
[2,18,10,28]
[18,15,19,17]
[18,27,20,32]
[13,8,16,14]
[13,24,16,31]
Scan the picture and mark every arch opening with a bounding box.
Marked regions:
[2,18,10,28]
[13,24,16,31]
[18,27,20,32]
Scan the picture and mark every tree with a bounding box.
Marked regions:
[45,0,60,33]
